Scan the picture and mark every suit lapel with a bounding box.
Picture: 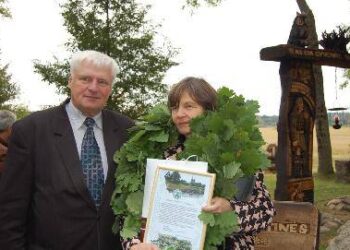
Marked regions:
[52,104,96,209]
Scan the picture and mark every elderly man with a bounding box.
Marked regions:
[0,110,16,177]
[0,50,133,250]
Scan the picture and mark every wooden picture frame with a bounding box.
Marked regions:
[144,166,215,250]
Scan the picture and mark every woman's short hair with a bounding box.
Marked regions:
[69,50,120,85]
[0,110,16,132]
[168,77,217,111]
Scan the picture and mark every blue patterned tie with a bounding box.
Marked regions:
[81,117,104,207]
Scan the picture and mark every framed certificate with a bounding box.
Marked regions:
[144,166,216,250]
[142,158,208,218]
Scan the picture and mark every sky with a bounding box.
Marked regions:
[0,0,349,115]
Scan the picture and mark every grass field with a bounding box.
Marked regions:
[259,126,350,249]
[260,126,350,168]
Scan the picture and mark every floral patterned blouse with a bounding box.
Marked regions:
[121,138,276,250]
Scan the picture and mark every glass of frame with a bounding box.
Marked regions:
[144,166,216,250]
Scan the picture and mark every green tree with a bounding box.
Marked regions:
[0,61,18,108]
[0,0,16,108]
[0,0,11,18]
[11,104,31,119]
[34,0,177,118]
[170,171,181,182]
[0,1,29,118]
[183,0,222,8]
[340,26,350,89]
[340,69,349,89]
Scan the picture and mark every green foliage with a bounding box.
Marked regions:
[10,104,31,119]
[125,191,144,215]
[341,68,350,89]
[339,24,350,89]
[33,58,70,95]
[183,0,222,8]
[34,0,177,119]
[0,60,18,107]
[203,211,238,248]
[121,214,142,239]
[0,0,11,18]
[0,53,29,118]
[0,0,18,109]
[198,211,215,226]
[111,103,177,237]
[319,26,350,52]
[151,234,191,250]
[180,87,267,179]
[111,87,267,248]
[165,171,181,182]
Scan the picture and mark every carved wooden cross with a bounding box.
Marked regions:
[260,45,350,202]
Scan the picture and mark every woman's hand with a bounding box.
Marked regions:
[130,243,159,250]
[202,197,232,214]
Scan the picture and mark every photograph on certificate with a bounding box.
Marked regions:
[142,158,208,218]
[144,166,215,250]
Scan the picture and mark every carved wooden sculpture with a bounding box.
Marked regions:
[260,13,350,202]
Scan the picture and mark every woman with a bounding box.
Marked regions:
[123,77,275,250]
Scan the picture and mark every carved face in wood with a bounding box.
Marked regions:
[295,97,304,112]
[295,12,307,26]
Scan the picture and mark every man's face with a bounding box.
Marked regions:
[68,61,113,117]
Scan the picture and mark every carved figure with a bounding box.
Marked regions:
[266,143,277,161]
[289,61,313,85]
[288,12,309,48]
[289,97,311,178]
[266,143,277,172]
[290,183,305,202]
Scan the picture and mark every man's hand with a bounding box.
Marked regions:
[202,197,232,214]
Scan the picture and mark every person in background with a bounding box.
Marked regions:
[0,110,16,178]
[0,50,133,250]
[124,77,275,250]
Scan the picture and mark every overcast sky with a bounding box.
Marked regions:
[0,0,349,115]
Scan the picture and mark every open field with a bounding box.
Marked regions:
[260,126,350,169]
[259,126,350,249]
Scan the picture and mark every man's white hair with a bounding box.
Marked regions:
[70,50,120,85]
[0,110,16,131]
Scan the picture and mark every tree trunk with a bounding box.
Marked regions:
[296,0,334,175]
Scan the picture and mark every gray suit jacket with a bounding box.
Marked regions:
[0,102,133,250]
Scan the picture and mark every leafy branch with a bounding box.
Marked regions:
[319,26,350,52]
[111,87,268,248]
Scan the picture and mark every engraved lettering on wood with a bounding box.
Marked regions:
[268,222,310,234]
[255,202,319,250]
